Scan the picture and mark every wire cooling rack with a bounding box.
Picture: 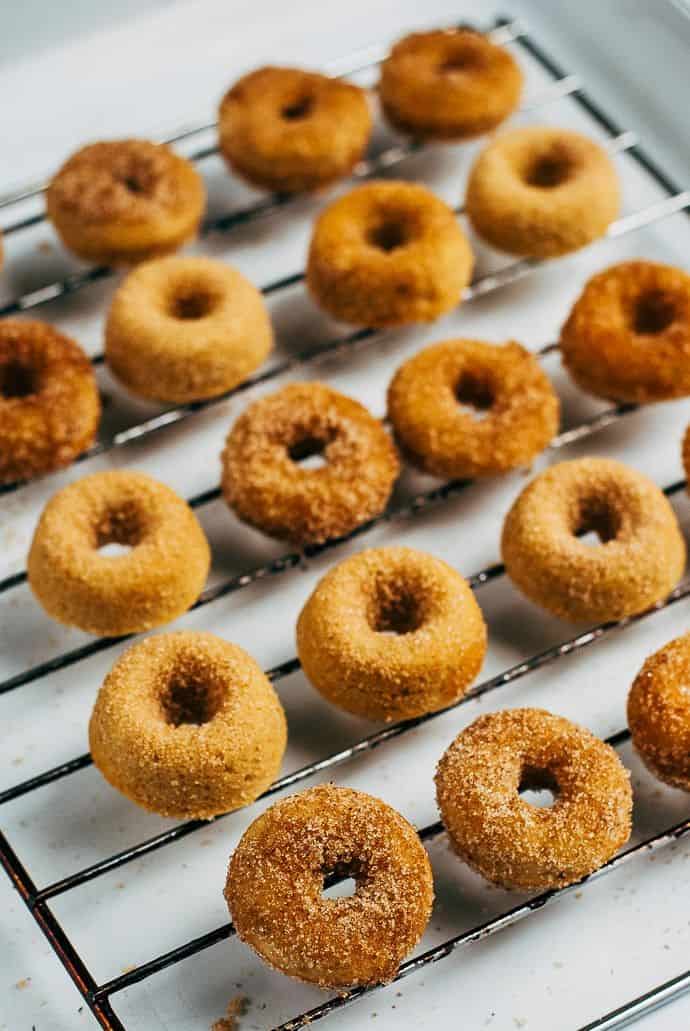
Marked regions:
[2,12,690,1031]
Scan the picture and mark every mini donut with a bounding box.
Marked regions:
[46,140,205,265]
[221,382,399,546]
[225,784,433,987]
[379,29,522,140]
[628,634,690,791]
[560,261,690,403]
[105,256,273,403]
[465,126,620,258]
[218,66,372,193]
[501,457,686,623]
[0,319,100,484]
[296,546,487,721]
[435,708,633,891]
[387,338,559,478]
[89,631,287,819]
[306,180,473,327]
[28,469,210,636]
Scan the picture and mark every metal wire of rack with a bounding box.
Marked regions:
[1,13,690,1031]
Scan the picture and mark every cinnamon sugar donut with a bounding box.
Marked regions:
[89,631,287,819]
[221,382,399,546]
[225,784,433,987]
[105,256,273,403]
[296,546,487,721]
[436,708,633,891]
[466,127,620,258]
[501,457,686,623]
[387,338,559,478]
[219,67,372,193]
[46,140,205,265]
[0,319,100,484]
[560,261,690,402]
[628,634,690,791]
[28,470,210,636]
[306,180,473,327]
[380,29,522,140]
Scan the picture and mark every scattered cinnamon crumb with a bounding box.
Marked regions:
[212,995,249,1030]
[15,977,31,990]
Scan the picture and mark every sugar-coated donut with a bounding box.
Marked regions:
[436,708,633,890]
[306,180,473,327]
[105,256,273,403]
[380,29,522,140]
[560,261,690,402]
[628,634,690,791]
[297,546,487,721]
[28,470,210,636]
[387,338,559,478]
[219,66,372,193]
[501,457,686,623]
[221,382,399,546]
[225,784,433,987]
[0,319,100,484]
[89,631,287,818]
[466,127,620,258]
[46,140,205,265]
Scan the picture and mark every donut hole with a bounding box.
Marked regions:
[281,94,315,120]
[370,579,422,636]
[95,500,144,554]
[0,361,37,399]
[367,217,415,253]
[438,44,484,75]
[288,435,330,470]
[632,289,677,335]
[160,670,225,727]
[574,496,621,546]
[170,287,218,321]
[525,146,576,189]
[518,765,559,808]
[454,368,494,420]
[321,857,363,899]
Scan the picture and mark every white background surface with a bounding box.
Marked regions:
[1,2,690,1030]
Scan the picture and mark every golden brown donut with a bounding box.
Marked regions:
[28,470,210,636]
[466,126,620,258]
[89,631,287,818]
[387,338,559,478]
[218,66,372,193]
[46,140,205,265]
[501,457,686,623]
[225,784,433,987]
[436,708,633,890]
[379,29,522,140]
[628,634,690,791]
[105,256,273,403]
[306,180,473,327]
[0,319,100,484]
[221,382,399,546]
[296,546,487,721]
[560,261,690,402]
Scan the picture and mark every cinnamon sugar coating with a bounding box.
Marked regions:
[466,126,620,258]
[89,631,287,819]
[306,180,473,327]
[46,140,205,265]
[501,457,685,623]
[561,261,690,403]
[380,29,522,140]
[628,634,690,791]
[225,784,433,987]
[105,256,273,403]
[219,67,372,193]
[435,708,633,891]
[387,337,559,478]
[296,546,487,721]
[28,469,210,636]
[0,319,100,484]
[221,382,400,546]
